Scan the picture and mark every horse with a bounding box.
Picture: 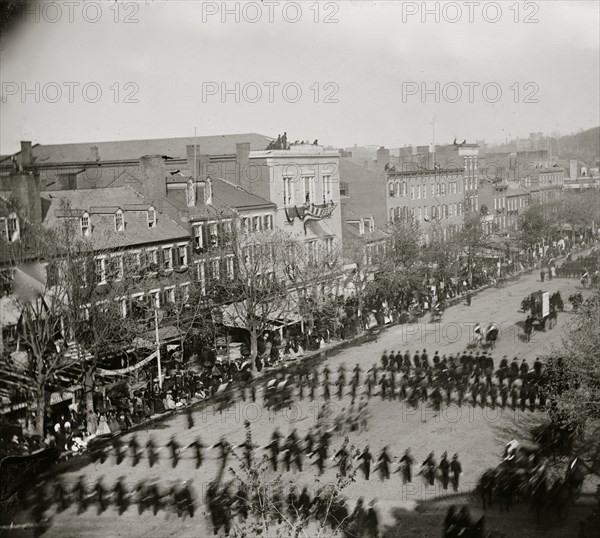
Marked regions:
[565,457,586,500]
[485,325,499,349]
[543,478,571,522]
[477,468,497,509]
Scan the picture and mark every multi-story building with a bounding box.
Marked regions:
[386,167,465,244]
[478,180,508,233]
[505,184,531,231]
[244,143,343,273]
[339,155,388,230]
[522,167,564,203]
[433,142,480,213]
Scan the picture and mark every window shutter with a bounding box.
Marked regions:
[202,224,209,250]
[220,257,227,280]
[173,247,180,269]
[186,244,191,266]
[159,247,165,270]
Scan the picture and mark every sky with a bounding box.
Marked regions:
[1,0,599,154]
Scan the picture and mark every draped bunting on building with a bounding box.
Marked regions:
[96,350,157,376]
[284,202,337,233]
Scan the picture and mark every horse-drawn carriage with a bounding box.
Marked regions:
[263,378,292,411]
[468,323,499,350]
[214,382,234,412]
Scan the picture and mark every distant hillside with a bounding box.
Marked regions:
[486,127,599,165]
[551,127,599,163]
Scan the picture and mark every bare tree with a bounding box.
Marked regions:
[7,205,130,436]
[209,225,293,368]
[284,238,343,336]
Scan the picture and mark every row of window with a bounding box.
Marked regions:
[80,207,156,236]
[389,202,464,223]
[94,243,189,283]
[283,175,333,207]
[365,242,386,265]
[241,214,274,233]
[192,215,275,251]
[388,181,460,199]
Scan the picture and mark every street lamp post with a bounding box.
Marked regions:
[154,308,163,390]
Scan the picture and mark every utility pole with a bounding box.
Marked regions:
[154,308,163,389]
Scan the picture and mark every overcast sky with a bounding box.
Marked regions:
[1,0,598,154]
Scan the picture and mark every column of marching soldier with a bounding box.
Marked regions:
[26,347,547,534]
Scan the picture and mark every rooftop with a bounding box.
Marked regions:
[42,186,189,250]
[2,133,274,166]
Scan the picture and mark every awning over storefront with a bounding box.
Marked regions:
[220,302,302,330]
[96,350,158,376]
[305,218,337,239]
[132,325,183,348]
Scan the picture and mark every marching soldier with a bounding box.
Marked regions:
[333,437,350,477]
[73,475,88,514]
[510,385,519,410]
[189,436,205,469]
[438,452,450,490]
[113,476,129,515]
[450,454,462,491]
[129,434,141,466]
[381,350,389,370]
[377,446,392,480]
[500,384,509,409]
[313,438,328,476]
[112,436,124,465]
[53,478,70,513]
[399,448,414,483]
[167,434,180,468]
[146,437,158,468]
[146,478,162,516]
[186,405,194,429]
[266,430,281,472]
[421,452,436,486]
[359,445,374,480]
[95,476,108,515]
[213,436,232,480]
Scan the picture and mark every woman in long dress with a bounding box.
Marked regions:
[96,414,111,436]
[87,411,98,436]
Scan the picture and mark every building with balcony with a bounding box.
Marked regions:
[244,143,343,271]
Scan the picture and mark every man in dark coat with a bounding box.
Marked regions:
[167,434,180,468]
[439,452,450,490]
[450,454,462,491]
[359,445,374,480]
[399,449,414,483]
[113,476,129,515]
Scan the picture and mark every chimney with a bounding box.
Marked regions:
[376,146,390,167]
[10,170,42,224]
[186,145,215,183]
[569,159,578,180]
[20,141,33,168]
[91,145,99,162]
[236,142,250,187]
[140,155,166,204]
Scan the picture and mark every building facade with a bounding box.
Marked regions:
[387,168,465,243]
